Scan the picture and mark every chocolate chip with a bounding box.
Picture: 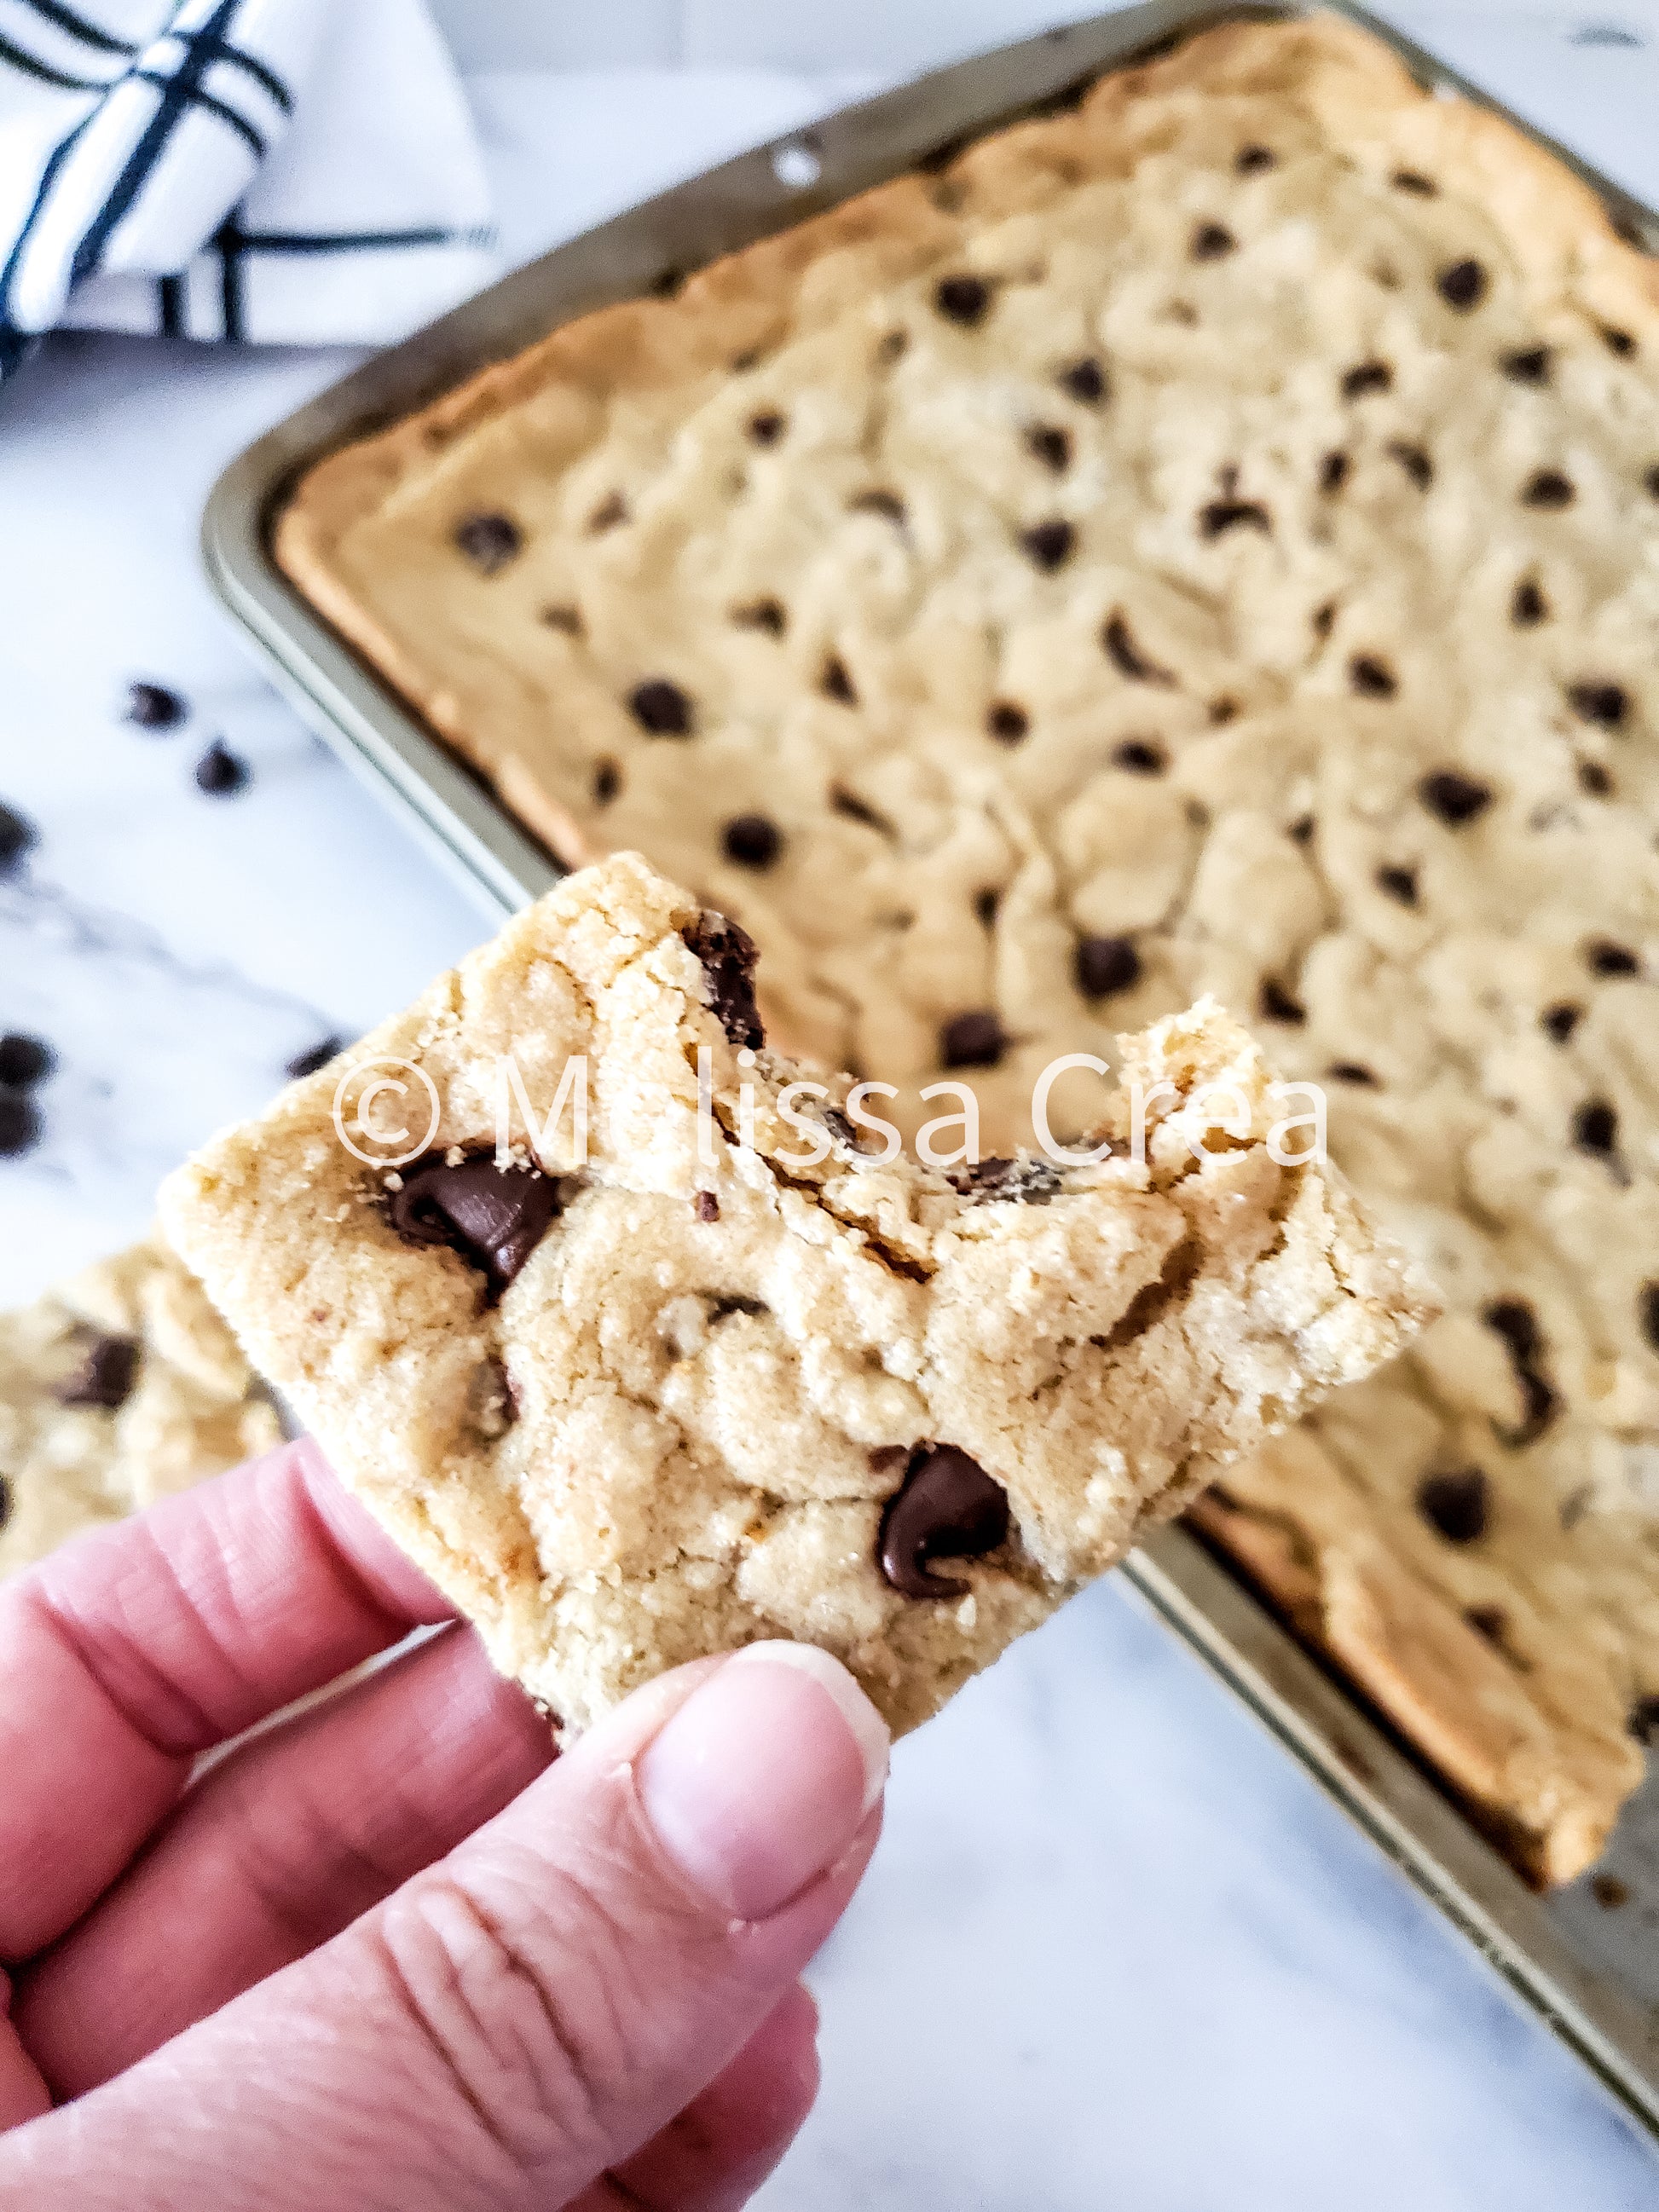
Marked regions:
[0,1089,40,1156]
[1593,1874,1631,1909]
[986,700,1029,744]
[1572,1097,1618,1157]
[1483,1298,1558,1444]
[0,802,35,876]
[587,491,628,534]
[1577,760,1614,797]
[1629,1694,1659,1743]
[57,1334,140,1409]
[629,679,694,736]
[935,274,991,326]
[0,1033,53,1087]
[878,1443,1010,1599]
[940,1010,1006,1069]
[1026,424,1072,473]
[1057,356,1107,405]
[722,813,783,869]
[1391,169,1437,196]
[746,409,786,446]
[877,329,909,365]
[1601,325,1637,359]
[1647,464,1659,500]
[454,513,522,573]
[1568,680,1628,728]
[820,655,858,705]
[1350,654,1397,698]
[541,604,584,635]
[1328,1061,1379,1086]
[1522,469,1575,509]
[1102,613,1175,685]
[1289,814,1315,846]
[124,680,187,731]
[592,759,621,806]
[1465,1604,1509,1650]
[731,598,787,636]
[1341,361,1392,398]
[1640,1280,1659,1352]
[1387,440,1433,490]
[1319,450,1350,494]
[1587,939,1639,976]
[1076,936,1141,1001]
[0,1475,9,1531]
[682,910,764,1049]
[286,1036,343,1080]
[1114,739,1167,777]
[1419,771,1494,825]
[389,1154,568,1302]
[1501,346,1552,385]
[830,784,892,834]
[1191,221,1236,261]
[1540,1002,1581,1043]
[1209,696,1240,725]
[1417,1468,1489,1544]
[696,1190,720,1223]
[951,1157,1063,1204]
[1259,977,1306,1025]
[1020,518,1076,572]
[194,741,249,795]
[849,488,906,523]
[1199,499,1270,538]
[1511,577,1547,626]
[1236,144,1276,173]
[1377,864,1419,907]
[1436,258,1488,310]
[974,887,1000,928]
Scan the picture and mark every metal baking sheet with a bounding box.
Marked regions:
[200,0,1659,2140]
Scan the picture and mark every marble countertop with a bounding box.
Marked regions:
[4,18,1659,2208]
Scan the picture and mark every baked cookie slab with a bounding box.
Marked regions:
[0,1237,282,1578]
[161,854,1432,1737]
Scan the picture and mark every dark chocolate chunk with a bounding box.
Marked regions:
[1390,170,1437,196]
[1483,1298,1558,1445]
[1419,771,1494,826]
[1327,1062,1379,1087]
[124,680,187,731]
[731,598,787,636]
[1567,680,1628,729]
[682,910,764,1049]
[1259,977,1306,1025]
[1020,518,1076,572]
[746,409,786,447]
[1199,499,1270,538]
[388,1153,568,1302]
[628,679,695,736]
[1057,356,1107,406]
[194,741,249,795]
[1639,1280,1659,1352]
[1387,440,1433,490]
[1377,864,1419,907]
[286,1036,344,1080]
[1319,450,1350,494]
[1511,577,1547,626]
[1341,360,1392,398]
[57,1334,140,1410]
[454,513,522,574]
[1573,1098,1619,1157]
[1102,613,1175,685]
[1436,258,1488,311]
[1500,346,1552,385]
[1076,935,1141,1001]
[1522,469,1575,509]
[1026,424,1072,473]
[935,274,992,326]
[1350,654,1397,698]
[1191,221,1236,261]
[722,813,783,869]
[878,1443,1010,1599]
[0,1090,40,1157]
[849,488,907,523]
[1601,325,1637,358]
[695,1190,720,1223]
[1113,738,1166,776]
[1235,144,1276,173]
[0,802,35,876]
[1540,1002,1581,1044]
[940,1010,1006,1069]
[986,700,1030,744]
[951,1156,1063,1204]
[1629,1695,1659,1743]
[0,1033,54,1088]
[1417,1468,1489,1545]
[1587,939,1639,977]
[592,759,621,806]
[974,887,999,928]
[820,655,858,706]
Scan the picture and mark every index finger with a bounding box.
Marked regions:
[0,1438,450,1961]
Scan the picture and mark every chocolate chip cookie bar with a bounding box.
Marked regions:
[161,854,1431,1737]
[276,13,1659,1879]
[0,1237,282,1578]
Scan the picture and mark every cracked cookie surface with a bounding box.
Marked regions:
[160,854,1430,1736]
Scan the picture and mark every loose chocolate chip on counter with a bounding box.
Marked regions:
[1102,612,1175,685]
[1341,360,1393,398]
[389,1153,569,1302]
[592,759,621,806]
[1568,680,1628,728]
[746,409,786,447]
[1113,739,1166,776]
[1387,440,1433,490]
[1601,325,1637,358]
[1436,258,1488,311]
[1350,654,1397,698]
[0,802,35,876]
[878,1443,1011,1599]
[628,679,695,736]
[1511,577,1548,626]
[1419,771,1494,826]
[1571,1097,1618,1158]
[57,1333,140,1409]
[1500,346,1552,385]
[820,655,858,706]
[682,910,765,1050]
[695,1190,720,1223]
[1057,356,1107,405]
[1327,1061,1379,1087]
[731,598,786,636]
[0,1090,39,1157]
[1629,1695,1659,1743]
[0,1033,53,1087]
[974,887,1000,928]
[1587,939,1639,976]
[124,680,187,730]
[1319,450,1350,494]
[1417,1468,1489,1544]
[986,699,1030,744]
[1540,1001,1582,1044]
[1640,1280,1659,1352]
[848,488,907,523]
[1236,144,1277,173]
[1019,518,1076,572]
[1483,1298,1558,1444]
[1199,499,1270,539]
[1191,221,1236,261]
[934,274,992,326]
[454,513,523,573]
[1026,423,1072,473]
[1377,864,1419,907]
[1521,469,1575,509]
[286,1036,344,1080]
[1076,935,1141,1001]
[1259,978,1306,1025]
[951,1156,1063,1204]
[194,741,249,795]
[587,492,628,534]
[940,1010,1006,1069]
[1593,1874,1632,1910]
[1390,169,1437,196]
[722,814,783,869]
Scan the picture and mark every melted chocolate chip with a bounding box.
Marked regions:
[1587,939,1639,977]
[682,910,764,1049]
[1191,221,1236,261]
[1199,499,1270,538]
[951,1157,1063,1204]
[629,679,695,736]
[1420,771,1494,826]
[1113,739,1165,776]
[194,741,249,795]
[0,802,36,877]
[696,1190,720,1223]
[1522,469,1575,509]
[849,488,906,523]
[878,1443,1010,1599]
[1341,360,1392,398]
[746,409,786,447]
[1387,440,1433,490]
[935,274,992,326]
[1236,144,1276,173]
[1417,1468,1489,1544]
[940,1010,1006,1069]
[1328,1062,1379,1087]
[1568,680,1628,729]
[1540,1002,1582,1044]
[1350,654,1397,698]
[1020,518,1076,572]
[124,680,187,731]
[592,759,621,806]
[286,1036,343,1081]
[1026,424,1072,473]
[0,1033,53,1087]
[731,597,787,636]
[454,513,522,574]
[1483,1298,1558,1445]
[722,813,783,869]
[389,1154,567,1302]
[1640,1280,1659,1352]
[1102,613,1175,685]
[1511,577,1547,626]
[1377,864,1419,907]
[1259,977,1306,1025]
[1319,450,1350,494]
[986,700,1029,744]
[1436,258,1488,310]
[1057,356,1107,406]
[1391,169,1437,196]
[1076,936,1141,1001]
[1572,1097,1618,1158]
[1602,325,1637,359]
[57,1334,140,1409]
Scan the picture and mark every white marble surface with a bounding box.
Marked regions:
[3,18,1659,2208]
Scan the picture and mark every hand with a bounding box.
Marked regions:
[0,1440,888,2209]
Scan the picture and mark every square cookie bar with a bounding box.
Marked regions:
[162,855,1432,1736]
[1,1236,282,1578]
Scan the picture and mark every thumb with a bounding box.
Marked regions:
[4,1643,888,2212]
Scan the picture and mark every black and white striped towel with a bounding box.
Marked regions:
[0,0,495,385]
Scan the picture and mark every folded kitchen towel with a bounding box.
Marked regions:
[0,0,495,386]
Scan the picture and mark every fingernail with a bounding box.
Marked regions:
[637,1641,889,1920]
